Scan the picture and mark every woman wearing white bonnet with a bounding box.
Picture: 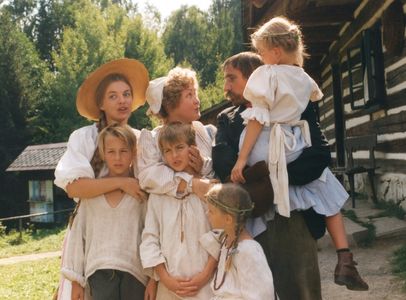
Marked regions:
[138,67,216,198]
[137,67,218,299]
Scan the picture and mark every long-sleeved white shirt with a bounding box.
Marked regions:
[137,121,215,197]
[61,193,148,287]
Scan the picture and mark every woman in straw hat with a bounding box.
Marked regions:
[54,58,156,300]
[137,67,218,299]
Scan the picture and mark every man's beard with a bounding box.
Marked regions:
[225,91,246,106]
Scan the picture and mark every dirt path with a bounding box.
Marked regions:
[0,251,61,266]
[319,237,406,299]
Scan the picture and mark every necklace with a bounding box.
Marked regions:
[213,236,233,290]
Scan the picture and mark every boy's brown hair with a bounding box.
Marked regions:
[158,122,196,153]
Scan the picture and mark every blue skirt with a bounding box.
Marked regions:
[240,126,348,217]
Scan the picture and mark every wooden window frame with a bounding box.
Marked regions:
[346,22,386,111]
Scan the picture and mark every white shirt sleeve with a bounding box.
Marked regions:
[54,125,98,191]
[137,128,193,197]
[236,241,275,300]
[241,65,276,125]
[140,197,166,280]
[61,202,86,288]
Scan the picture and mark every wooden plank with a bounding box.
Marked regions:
[376,138,406,153]
[320,100,334,116]
[321,0,394,69]
[302,25,341,43]
[375,158,406,173]
[386,62,406,90]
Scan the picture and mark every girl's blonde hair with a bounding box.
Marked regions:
[159,67,198,118]
[158,122,196,153]
[97,123,137,173]
[251,16,307,67]
[90,74,132,177]
[205,183,253,249]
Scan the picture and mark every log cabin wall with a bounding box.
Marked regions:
[242,0,406,208]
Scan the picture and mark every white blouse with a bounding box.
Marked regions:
[241,65,323,217]
[211,239,275,300]
[140,193,213,299]
[137,121,215,197]
[54,124,140,195]
[61,193,148,287]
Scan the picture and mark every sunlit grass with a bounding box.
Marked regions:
[0,226,66,258]
[0,257,60,300]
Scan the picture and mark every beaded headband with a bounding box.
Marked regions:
[206,194,254,216]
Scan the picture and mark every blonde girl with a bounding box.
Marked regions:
[62,124,150,300]
[231,16,368,291]
[205,183,275,300]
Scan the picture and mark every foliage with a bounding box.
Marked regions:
[373,200,406,220]
[199,66,226,111]
[0,226,66,259]
[0,10,48,217]
[392,243,406,288]
[0,257,60,300]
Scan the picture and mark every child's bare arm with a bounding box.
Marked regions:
[71,281,84,300]
[231,120,263,183]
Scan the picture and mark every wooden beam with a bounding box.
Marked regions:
[302,26,341,43]
[321,0,395,68]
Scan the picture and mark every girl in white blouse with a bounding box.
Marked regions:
[62,124,147,300]
[205,183,275,300]
[141,122,216,300]
[55,59,156,299]
[231,16,368,291]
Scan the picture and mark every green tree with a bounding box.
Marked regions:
[0,10,48,216]
[162,6,215,86]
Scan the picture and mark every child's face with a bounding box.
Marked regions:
[161,140,191,172]
[206,202,228,230]
[103,135,134,177]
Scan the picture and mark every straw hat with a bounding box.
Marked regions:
[76,58,149,121]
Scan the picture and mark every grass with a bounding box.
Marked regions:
[373,200,406,220]
[0,226,66,259]
[342,209,376,247]
[392,243,406,289]
[0,257,60,299]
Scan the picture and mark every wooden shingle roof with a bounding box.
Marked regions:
[6,142,67,172]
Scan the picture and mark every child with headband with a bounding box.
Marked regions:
[205,183,275,300]
[231,16,368,291]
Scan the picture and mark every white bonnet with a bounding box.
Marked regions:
[146,77,167,115]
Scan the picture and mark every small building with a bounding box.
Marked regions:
[242,0,406,208]
[6,142,73,223]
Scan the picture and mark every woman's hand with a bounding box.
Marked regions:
[71,281,84,300]
[189,146,203,175]
[121,178,148,201]
[231,158,247,183]
[144,278,157,300]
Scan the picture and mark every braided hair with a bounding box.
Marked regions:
[205,183,254,288]
[89,73,132,177]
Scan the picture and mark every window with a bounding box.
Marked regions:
[346,22,386,110]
